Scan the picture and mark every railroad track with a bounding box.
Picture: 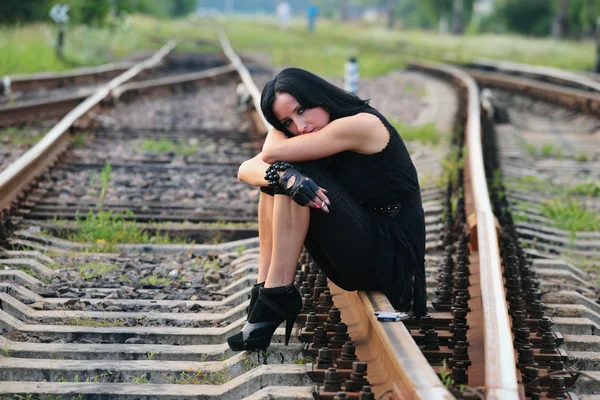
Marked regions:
[0,47,228,127]
[461,60,600,118]
[0,24,598,399]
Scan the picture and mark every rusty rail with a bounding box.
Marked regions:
[111,64,239,102]
[0,61,137,93]
[408,61,519,400]
[466,68,600,118]
[216,25,272,134]
[465,59,600,92]
[0,41,176,215]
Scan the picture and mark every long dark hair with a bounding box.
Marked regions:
[260,67,371,136]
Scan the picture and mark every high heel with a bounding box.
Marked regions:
[285,316,295,345]
[227,284,302,351]
[246,282,265,317]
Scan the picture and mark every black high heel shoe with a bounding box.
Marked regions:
[227,284,302,351]
[246,282,265,317]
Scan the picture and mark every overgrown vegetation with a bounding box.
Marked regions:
[540,197,600,233]
[0,127,45,146]
[49,162,192,252]
[137,138,199,156]
[390,121,442,146]
[15,265,52,284]
[128,373,150,384]
[78,261,119,280]
[507,175,600,198]
[139,274,171,286]
[525,143,563,159]
[56,316,127,327]
[163,367,232,385]
[2,12,596,78]
[442,145,465,189]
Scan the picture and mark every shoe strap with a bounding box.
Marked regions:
[258,290,289,318]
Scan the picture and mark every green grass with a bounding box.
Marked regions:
[540,143,562,158]
[507,175,600,199]
[51,162,192,252]
[72,132,89,147]
[60,209,192,252]
[78,261,119,280]
[139,274,171,286]
[567,181,600,197]
[524,143,562,159]
[57,316,127,327]
[137,138,199,156]
[0,20,161,76]
[390,121,442,146]
[541,197,600,233]
[575,152,590,162]
[220,16,595,76]
[0,127,45,146]
[2,15,595,78]
[15,265,52,284]
[163,367,232,385]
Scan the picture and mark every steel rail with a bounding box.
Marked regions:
[0,40,177,215]
[465,59,600,92]
[408,61,520,400]
[0,91,97,127]
[466,68,600,117]
[111,64,239,102]
[216,24,272,133]
[0,61,138,93]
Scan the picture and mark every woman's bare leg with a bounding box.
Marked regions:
[257,192,275,283]
[265,194,310,288]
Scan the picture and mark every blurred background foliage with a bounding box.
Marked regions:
[0,0,598,39]
[0,0,598,76]
[0,0,596,38]
[0,0,198,25]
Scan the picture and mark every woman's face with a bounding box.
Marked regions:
[272,92,330,136]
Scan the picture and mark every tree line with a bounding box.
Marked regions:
[329,0,600,38]
[1,0,598,39]
[0,0,198,25]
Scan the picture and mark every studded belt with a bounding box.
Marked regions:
[369,192,422,219]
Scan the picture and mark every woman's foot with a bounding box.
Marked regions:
[246,282,265,317]
[227,284,302,351]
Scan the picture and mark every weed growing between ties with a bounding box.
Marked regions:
[128,373,150,384]
[55,316,127,327]
[506,175,600,199]
[294,356,314,364]
[136,137,220,156]
[540,197,600,233]
[162,367,232,385]
[49,162,192,252]
[575,152,590,162]
[78,261,119,280]
[71,132,89,147]
[0,127,45,146]
[139,274,171,286]
[14,265,52,284]
[16,395,84,400]
[390,121,442,146]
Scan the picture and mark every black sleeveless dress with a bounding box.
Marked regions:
[290,107,427,317]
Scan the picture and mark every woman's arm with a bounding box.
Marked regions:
[261,112,389,164]
[238,152,330,210]
[238,152,270,187]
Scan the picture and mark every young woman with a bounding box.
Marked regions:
[227,67,426,352]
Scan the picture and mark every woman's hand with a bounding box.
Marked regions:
[279,168,330,212]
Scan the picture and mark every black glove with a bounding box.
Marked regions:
[279,168,320,206]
